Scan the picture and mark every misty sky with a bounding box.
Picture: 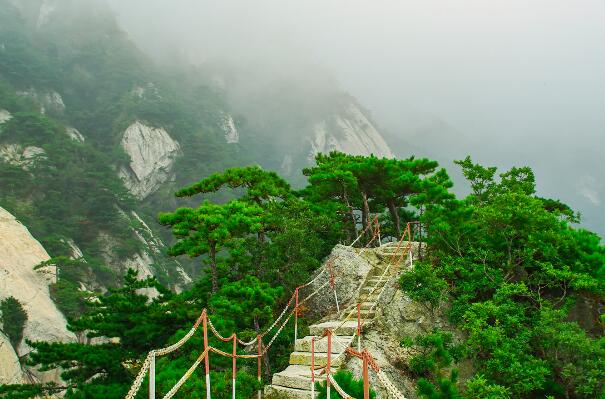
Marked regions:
[108,0,605,232]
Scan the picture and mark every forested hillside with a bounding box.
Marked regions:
[0,2,602,399]
[1,154,603,399]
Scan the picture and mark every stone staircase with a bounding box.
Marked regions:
[264,243,403,399]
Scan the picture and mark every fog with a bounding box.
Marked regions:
[107,0,605,234]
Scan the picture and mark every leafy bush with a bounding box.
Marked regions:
[0,296,27,348]
[315,370,376,399]
[400,262,448,310]
[464,375,511,399]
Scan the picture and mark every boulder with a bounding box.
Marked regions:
[302,245,374,320]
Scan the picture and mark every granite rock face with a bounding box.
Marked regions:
[0,206,76,386]
[0,331,23,385]
[118,121,181,199]
[308,103,394,161]
[303,245,373,320]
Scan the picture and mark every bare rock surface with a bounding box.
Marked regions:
[118,121,181,199]
[309,103,394,161]
[0,207,76,376]
[0,108,12,124]
[0,331,23,384]
[304,245,373,320]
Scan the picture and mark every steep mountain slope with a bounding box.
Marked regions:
[0,0,395,295]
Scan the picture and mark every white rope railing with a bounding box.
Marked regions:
[328,374,354,399]
[124,222,419,399]
[376,370,408,399]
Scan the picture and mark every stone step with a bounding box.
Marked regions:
[289,351,345,367]
[265,384,312,399]
[295,335,353,353]
[362,286,384,295]
[359,309,375,318]
[359,301,375,310]
[309,320,358,336]
[271,365,333,390]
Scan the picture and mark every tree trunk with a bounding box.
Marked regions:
[387,198,401,238]
[256,229,266,278]
[342,189,357,241]
[210,244,218,293]
[361,191,371,242]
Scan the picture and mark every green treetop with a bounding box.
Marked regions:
[159,200,263,292]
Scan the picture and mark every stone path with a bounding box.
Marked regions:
[265,243,403,399]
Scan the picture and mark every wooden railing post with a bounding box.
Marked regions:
[357,303,362,352]
[149,351,155,399]
[326,330,332,399]
[232,334,237,399]
[294,288,299,347]
[362,350,369,399]
[257,335,262,399]
[203,311,211,399]
[311,337,316,399]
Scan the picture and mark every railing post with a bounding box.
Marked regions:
[203,311,211,399]
[257,335,262,399]
[326,330,332,399]
[357,303,362,352]
[294,288,299,347]
[149,351,155,399]
[329,261,340,314]
[310,337,316,399]
[362,350,369,399]
[232,334,237,399]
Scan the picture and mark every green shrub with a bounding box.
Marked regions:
[315,370,376,399]
[400,262,448,309]
[0,296,27,348]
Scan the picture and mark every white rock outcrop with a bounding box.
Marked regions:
[305,245,373,319]
[0,109,12,124]
[220,112,239,143]
[66,127,85,143]
[308,103,394,161]
[0,144,47,170]
[0,207,76,356]
[122,252,159,299]
[0,331,23,385]
[118,121,180,199]
[16,88,65,114]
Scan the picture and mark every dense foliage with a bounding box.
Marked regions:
[402,156,605,398]
[315,370,376,399]
[0,297,27,349]
[0,153,603,399]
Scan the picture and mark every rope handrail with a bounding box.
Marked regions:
[125,221,420,399]
[331,223,417,334]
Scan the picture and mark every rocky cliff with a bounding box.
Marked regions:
[118,121,181,199]
[308,103,394,161]
[0,207,76,384]
[0,331,23,385]
[0,207,76,353]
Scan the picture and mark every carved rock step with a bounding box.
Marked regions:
[362,286,386,295]
[265,384,313,399]
[309,320,358,336]
[295,335,353,353]
[271,365,335,390]
[289,351,346,367]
